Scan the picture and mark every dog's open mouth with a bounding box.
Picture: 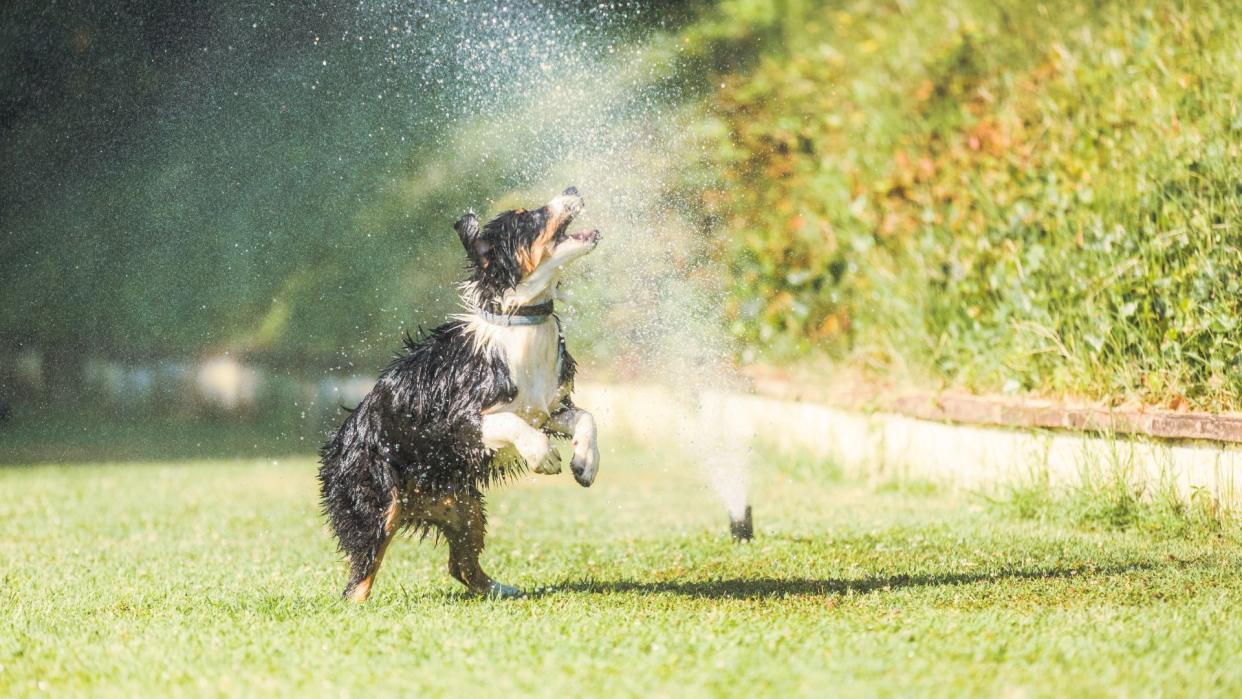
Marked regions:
[569,229,602,244]
[547,187,601,249]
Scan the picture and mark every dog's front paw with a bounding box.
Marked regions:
[570,439,599,487]
[533,447,562,475]
[519,434,561,475]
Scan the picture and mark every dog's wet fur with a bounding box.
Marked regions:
[318,187,602,601]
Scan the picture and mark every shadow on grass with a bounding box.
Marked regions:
[545,560,1177,600]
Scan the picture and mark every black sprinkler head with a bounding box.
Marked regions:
[730,505,754,542]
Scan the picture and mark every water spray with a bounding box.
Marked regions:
[381,1,758,540]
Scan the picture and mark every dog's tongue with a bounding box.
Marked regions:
[571,229,602,243]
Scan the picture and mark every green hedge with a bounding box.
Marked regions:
[700,0,1242,410]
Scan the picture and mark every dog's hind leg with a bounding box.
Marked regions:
[341,487,402,603]
[422,490,519,598]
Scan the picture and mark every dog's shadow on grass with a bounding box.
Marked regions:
[540,560,1175,600]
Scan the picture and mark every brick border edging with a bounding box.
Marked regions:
[887,394,1242,444]
[745,372,1242,445]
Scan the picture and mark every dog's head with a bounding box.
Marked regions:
[456,186,601,310]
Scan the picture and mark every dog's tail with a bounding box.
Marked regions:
[317,411,401,596]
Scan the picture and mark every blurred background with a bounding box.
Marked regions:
[3,0,1240,464]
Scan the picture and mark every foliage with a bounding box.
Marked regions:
[702,0,1242,409]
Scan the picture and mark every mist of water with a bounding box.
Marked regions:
[373,0,754,526]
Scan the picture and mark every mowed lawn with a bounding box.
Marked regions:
[2,434,1241,698]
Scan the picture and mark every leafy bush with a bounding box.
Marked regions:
[701,0,1242,410]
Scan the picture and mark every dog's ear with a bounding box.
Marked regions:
[454,211,490,267]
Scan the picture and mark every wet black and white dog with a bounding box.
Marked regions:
[318,187,602,601]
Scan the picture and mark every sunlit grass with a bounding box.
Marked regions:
[2,435,1241,697]
[988,452,1237,540]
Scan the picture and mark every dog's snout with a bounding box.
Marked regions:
[548,187,585,219]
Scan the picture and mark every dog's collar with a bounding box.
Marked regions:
[476,300,555,326]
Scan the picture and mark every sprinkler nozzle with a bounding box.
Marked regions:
[729,505,753,542]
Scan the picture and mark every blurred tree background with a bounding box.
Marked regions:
[0,0,720,461]
[0,1,697,375]
[3,0,1241,461]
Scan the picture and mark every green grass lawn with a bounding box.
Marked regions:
[2,434,1241,698]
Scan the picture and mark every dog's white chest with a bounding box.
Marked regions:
[480,321,562,424]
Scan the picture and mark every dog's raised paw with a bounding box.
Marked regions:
[517,433,561,475]
[531,445,562,475]
[570,443,599,487]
